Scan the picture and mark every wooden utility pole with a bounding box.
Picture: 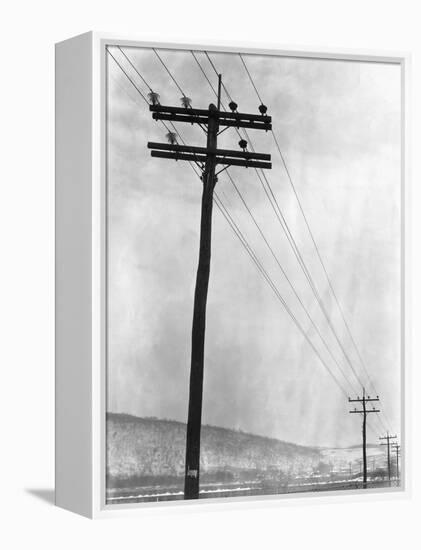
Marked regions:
[392,443,400,481]
[147,76,272,499]
[349,388,380,488]
[380,432,397,486]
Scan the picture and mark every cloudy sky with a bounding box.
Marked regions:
[106,46,401,448]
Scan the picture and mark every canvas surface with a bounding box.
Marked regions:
[105,45,402,505]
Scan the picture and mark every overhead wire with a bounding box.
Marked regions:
[118,46,154,92]
[117,47,208,171]
[239,53,264,105]
[233,53,371,388]
[152,48,186,97]
[204,51,366,388]
[190,49,363,396]
[107,47,201,179]
[190,50,363,396]
[225,171,359,395]
[204,51,233,102]
[237,51,394,436]
[203,50,388,438]
[213,194,349,398]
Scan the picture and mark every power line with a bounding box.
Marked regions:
[206,51,389,441]
[191,50,246,143]
[259,164,366,391]
[115,47,207,171]
[213,194,349,398]
[239,53,264,105]
[233,55,365,389]
[109,74,147,113]
[225,171,359,395]
[107,48,149,104]
[153,48,186,97]
[273,129,384,398]
[191,51,219,99]
[190,49,382,400]
[107,48,201,179]
[237,52,394,435]
[206,51,367,392]
[118,46,154,92]
[204,51,233,102]
[191,50,359,395]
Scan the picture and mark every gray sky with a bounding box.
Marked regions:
[106,46,401,448]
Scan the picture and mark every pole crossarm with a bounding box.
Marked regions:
[149,149,272,170]
[379,435,397,441]
[348,396,380,403]
[349,394,380,414]
[147,142,271,161]
[150,104,271,123]
[349,409,380,414]
[152,112,272,131]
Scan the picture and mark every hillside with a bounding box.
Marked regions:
[106,413,388,499]
[106,413,322,488]
[320,444,386,472]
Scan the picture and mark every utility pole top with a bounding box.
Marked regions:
[379,433,397,486]
[379,433,397,442]
[348,388,381,488]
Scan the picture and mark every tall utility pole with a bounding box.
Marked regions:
[147,75,272,500]
[392,443,400,481]
[380,432,397,485]
[349,388,380,488]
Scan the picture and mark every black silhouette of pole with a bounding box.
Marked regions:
[349,388,380,488]
[392,444,400,481]
[147,74,272,500]
[380,432,397,486]
[184,96,220,500]
[362,389,367,483]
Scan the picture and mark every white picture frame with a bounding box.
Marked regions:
[55,31,411,519]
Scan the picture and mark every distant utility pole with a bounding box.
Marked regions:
[349,388,380,488]
[147,75,272,500]
[392,443,401,481]
[380,432,397,485]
